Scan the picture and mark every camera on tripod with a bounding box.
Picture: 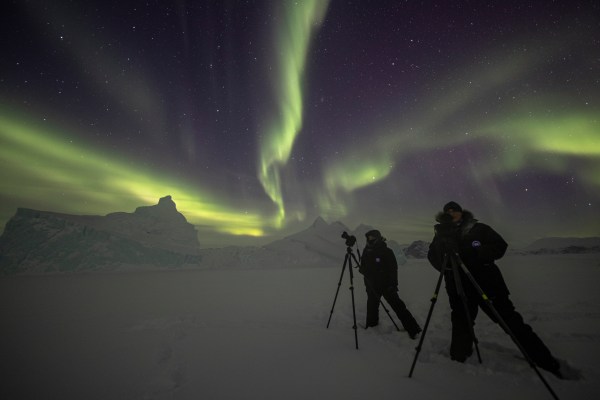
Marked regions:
[341,231,357,247]
[329,231,362,349]
[434,213,459,250]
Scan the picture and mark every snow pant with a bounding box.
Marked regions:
[446,275,559,372]
[364,278,421,336]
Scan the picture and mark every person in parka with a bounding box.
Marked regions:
[427,201,562,377]
[359,229,422,339]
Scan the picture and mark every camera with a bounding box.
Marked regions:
[435,213,455,233]
[341,231,357,247]
[434,213,459,249]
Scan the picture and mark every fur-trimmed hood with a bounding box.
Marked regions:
[435,210,478,236]
[435,209,475,223]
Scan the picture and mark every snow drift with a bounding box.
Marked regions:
[0,196,599,399]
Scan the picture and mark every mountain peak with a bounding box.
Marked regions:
[355,223,375,231]
[311,216,328,229]
[158,195,176,208]
[134,195,185,222]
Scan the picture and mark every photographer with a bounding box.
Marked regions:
[359,229,422,339]
[427,201,562,377]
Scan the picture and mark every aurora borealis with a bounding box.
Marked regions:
[1,1,599,247]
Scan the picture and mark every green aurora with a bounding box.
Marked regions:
[1,1,599,247]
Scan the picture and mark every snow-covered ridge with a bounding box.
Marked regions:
[0,196,201,274]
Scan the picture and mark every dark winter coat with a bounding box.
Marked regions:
[359,241,398,290]
[427,210,510,297]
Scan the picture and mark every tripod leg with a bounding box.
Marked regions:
[450,253,482,364]
[347,253,359,349]
[408,265,445,377]
[326,254,348,328]
[380,300,401,331]
[455,256,561,400]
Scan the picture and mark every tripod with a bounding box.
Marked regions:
[326,245,360,349]
[326,245,401,350]
[408,246,560,400]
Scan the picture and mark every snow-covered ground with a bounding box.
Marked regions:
[1,253,598,400]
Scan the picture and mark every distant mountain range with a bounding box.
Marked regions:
[399,237,600,258]
[515,237,600,255]
[402,240,430,259]
[0,196,597,274]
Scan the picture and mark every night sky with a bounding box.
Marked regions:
[1,1,599,248]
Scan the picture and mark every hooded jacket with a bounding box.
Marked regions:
[359,240,398,288]
[427,210,510,296]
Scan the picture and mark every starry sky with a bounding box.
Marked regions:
[1,0,599,248]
